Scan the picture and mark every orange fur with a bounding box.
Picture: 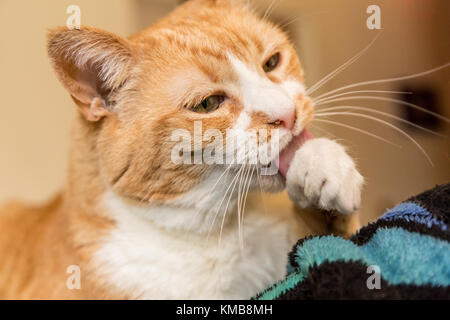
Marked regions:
[0,0,358,299]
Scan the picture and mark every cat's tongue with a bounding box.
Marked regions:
[278,129,314,177]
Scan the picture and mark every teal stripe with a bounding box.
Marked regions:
[293,228,450,287]
[257,272,304,300]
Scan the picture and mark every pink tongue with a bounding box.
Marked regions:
[278,129,314,177]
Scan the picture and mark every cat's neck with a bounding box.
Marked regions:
[65,115,106,211]
[63,114,237,235]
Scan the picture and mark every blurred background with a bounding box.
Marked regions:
[0,0,449,225]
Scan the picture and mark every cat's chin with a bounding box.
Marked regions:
[257,172,286,193]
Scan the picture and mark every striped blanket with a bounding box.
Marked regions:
[256,183,450,299]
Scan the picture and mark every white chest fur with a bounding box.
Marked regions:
[94,191,297,299]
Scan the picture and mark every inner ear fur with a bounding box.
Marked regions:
[47,26,135,121]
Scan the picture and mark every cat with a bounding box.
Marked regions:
[0,0,363,299]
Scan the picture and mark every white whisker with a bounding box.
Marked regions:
[306,34,381,96]
[316,96,450,123]
[236,165,245,250]
[279,16,300,29]
[313,90,412,105]
[262,0,278,21]
[204,164,236,238]
[313,63,450,101]
[315,112,434,165]
[207,166,241,242]
[220,165,245,246]
[238,164,252,252]
[310,123,339,139]
[315,106,444,137]
[239,165,255,254]
[209,161,236,195]
[313,118,401,147]
[239,164,251,216]
[255,164,269,216]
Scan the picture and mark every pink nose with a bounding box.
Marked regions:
[280,112,295,130]
[269,111,295,130]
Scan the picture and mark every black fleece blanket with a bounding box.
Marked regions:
[255,183,450,299]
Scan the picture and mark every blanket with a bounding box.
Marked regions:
[255,183,450,299]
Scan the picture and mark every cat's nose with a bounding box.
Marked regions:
[267,111,295,130]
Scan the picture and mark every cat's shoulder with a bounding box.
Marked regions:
[0,194,63,239]
[0,194,62,218]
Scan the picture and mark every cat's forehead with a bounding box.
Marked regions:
[127,1,301,101]
[132,2,289,63]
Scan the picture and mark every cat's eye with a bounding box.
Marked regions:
[192,95,225,113]
[263,53,280,73]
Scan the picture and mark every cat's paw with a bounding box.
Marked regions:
[285,138,363,214]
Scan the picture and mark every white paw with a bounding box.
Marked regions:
[286,138,364,214]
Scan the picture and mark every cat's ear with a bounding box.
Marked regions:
[47,26,135,121]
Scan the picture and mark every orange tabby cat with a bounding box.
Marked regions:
[0,0,362,299]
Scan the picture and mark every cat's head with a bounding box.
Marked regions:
[48,0,314,208]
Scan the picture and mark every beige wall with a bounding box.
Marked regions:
[0,0,155,204]
[1,0,449,224]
